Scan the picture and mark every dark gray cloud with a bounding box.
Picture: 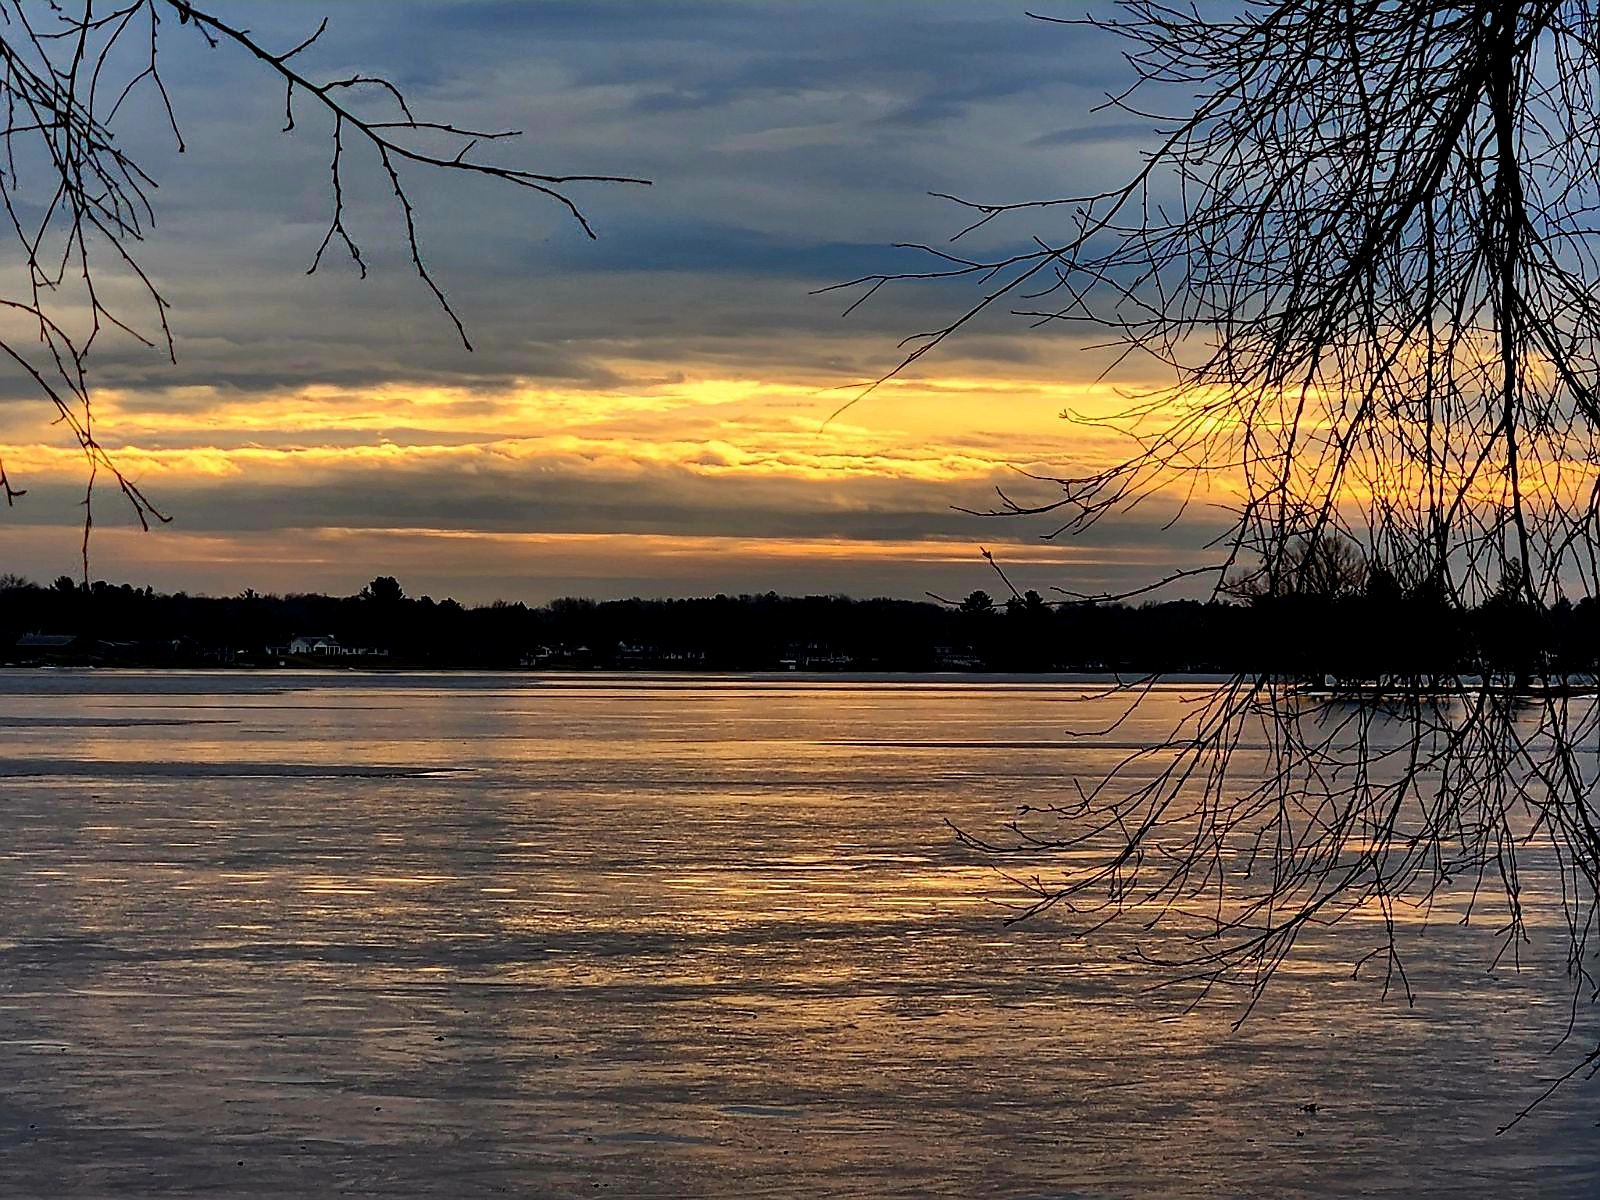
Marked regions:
[5,447,1228,574]
[0,1,1210,601]
[85,0,1137,391]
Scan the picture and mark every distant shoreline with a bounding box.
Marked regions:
[3,577,1590,681]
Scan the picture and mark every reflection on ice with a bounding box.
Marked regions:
[0,669,1594,1198]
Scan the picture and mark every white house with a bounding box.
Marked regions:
[283,633,390,658]
[288,634,342,655]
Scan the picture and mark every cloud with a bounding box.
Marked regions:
[2,522,1222,607]
[0,2,1200,601]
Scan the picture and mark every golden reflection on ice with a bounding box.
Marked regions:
[0,672,1593,1197]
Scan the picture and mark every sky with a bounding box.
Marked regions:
[0,0,1227,604]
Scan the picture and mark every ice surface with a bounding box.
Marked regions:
[0,670,1594,1197]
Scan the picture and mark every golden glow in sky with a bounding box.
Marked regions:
[0,3,1221,602]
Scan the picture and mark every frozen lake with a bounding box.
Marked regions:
[0,670,1595,1197]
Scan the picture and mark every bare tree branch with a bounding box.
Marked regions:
[0,1,648,569]
[850,0,1600,1112]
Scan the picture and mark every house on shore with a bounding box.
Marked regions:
[288,633,340,655]
[282,634,389,659]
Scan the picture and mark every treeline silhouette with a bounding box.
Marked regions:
[1,572,1593,678]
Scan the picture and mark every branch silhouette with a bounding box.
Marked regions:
[0,1,648,573]
[844,0,1600,1109]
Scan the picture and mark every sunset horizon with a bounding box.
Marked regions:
[0,1,1220,604]
[5,3,1596,1196]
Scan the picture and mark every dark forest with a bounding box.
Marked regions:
[1,573,1587,680]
